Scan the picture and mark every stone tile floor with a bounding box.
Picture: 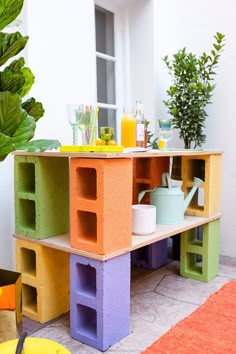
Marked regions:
[23,255,236,354]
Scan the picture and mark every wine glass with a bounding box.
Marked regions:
[100,127,114,145]
[158,118,173,150]
[67,104,83,145]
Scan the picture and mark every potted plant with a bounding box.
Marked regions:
[146,120,158,149]
[0,0,60,161]
[163,32,225,149]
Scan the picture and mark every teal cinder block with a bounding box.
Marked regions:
[14,156,69,239]
[180,219,220,282]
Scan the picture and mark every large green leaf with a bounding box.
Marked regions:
[14,139,61,152]
[0,0,23,30]
[11,114,36,142]
[18,67,35,97]
[0,132,14,161]
[5,56,25,73]
[0,57,34,96]
[0,32,28,66]
[0,70,25,93]
[0,91,29,136]
[22,98,45,121]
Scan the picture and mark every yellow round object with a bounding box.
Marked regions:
[96,138,105,145]
[158,139,166,150]
[108,139,117,146]
[0,337,71,354]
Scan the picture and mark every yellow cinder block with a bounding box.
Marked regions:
[181,154,222,217]
[16,239,70,323]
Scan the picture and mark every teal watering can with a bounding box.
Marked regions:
[138,173,204,225]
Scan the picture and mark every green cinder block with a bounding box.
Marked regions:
[180,219,220,282]
[14,156,69,239]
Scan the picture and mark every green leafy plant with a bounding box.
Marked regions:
[163,32,225,149]
[0,0,60,161]
[144,119,158,149]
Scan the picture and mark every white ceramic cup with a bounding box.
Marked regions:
[132,204,156,235]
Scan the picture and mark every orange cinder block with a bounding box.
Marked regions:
[70,158,133,254]
[132,157,169,204]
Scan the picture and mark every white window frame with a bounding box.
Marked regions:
[95,0,131,142]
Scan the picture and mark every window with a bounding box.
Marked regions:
[94,0,154,143]
[95,5,118,139]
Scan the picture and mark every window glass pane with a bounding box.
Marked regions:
[98,108,117,139]
[95,6,114,56]
[96,57,116,105]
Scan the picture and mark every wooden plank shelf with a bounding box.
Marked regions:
[13,149,223,159]
[13,213,221,261]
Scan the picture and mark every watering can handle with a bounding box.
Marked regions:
[162,173,172,188]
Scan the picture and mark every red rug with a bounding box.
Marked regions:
[142,281,236,354]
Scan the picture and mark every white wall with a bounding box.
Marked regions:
[128,0,156,131]
[25,0,97,145]
[155,0,236,257]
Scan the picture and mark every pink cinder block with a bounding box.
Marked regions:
[70,158,132,254]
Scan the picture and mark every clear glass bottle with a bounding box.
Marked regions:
[135,101,145,147]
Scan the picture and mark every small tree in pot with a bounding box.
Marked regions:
[163,32,225,149]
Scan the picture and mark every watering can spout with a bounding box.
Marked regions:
[138,190,153,204]
[183,177,204,212]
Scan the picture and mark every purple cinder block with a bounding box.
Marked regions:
[70,253,130,351]
[131,239,168,269]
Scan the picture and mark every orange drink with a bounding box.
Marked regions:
[121,114,136,147]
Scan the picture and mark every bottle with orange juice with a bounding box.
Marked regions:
[121,113,136,147]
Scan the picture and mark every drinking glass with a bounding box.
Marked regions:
[78,105,98,145]
[67,104,83,145]
[100,127,113,145]
[158,118,173,150]
[67,104,98,145]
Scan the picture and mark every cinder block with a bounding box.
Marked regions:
[181,154,222,217]
[133,157,169,204]
[16,239,70,323]
[180,219,220,282]
[70,253,130,351]
[14,156,69,239]
[131,239,168,269]
[70,158,133,254]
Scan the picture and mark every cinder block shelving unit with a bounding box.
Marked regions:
[13,149,222,351]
